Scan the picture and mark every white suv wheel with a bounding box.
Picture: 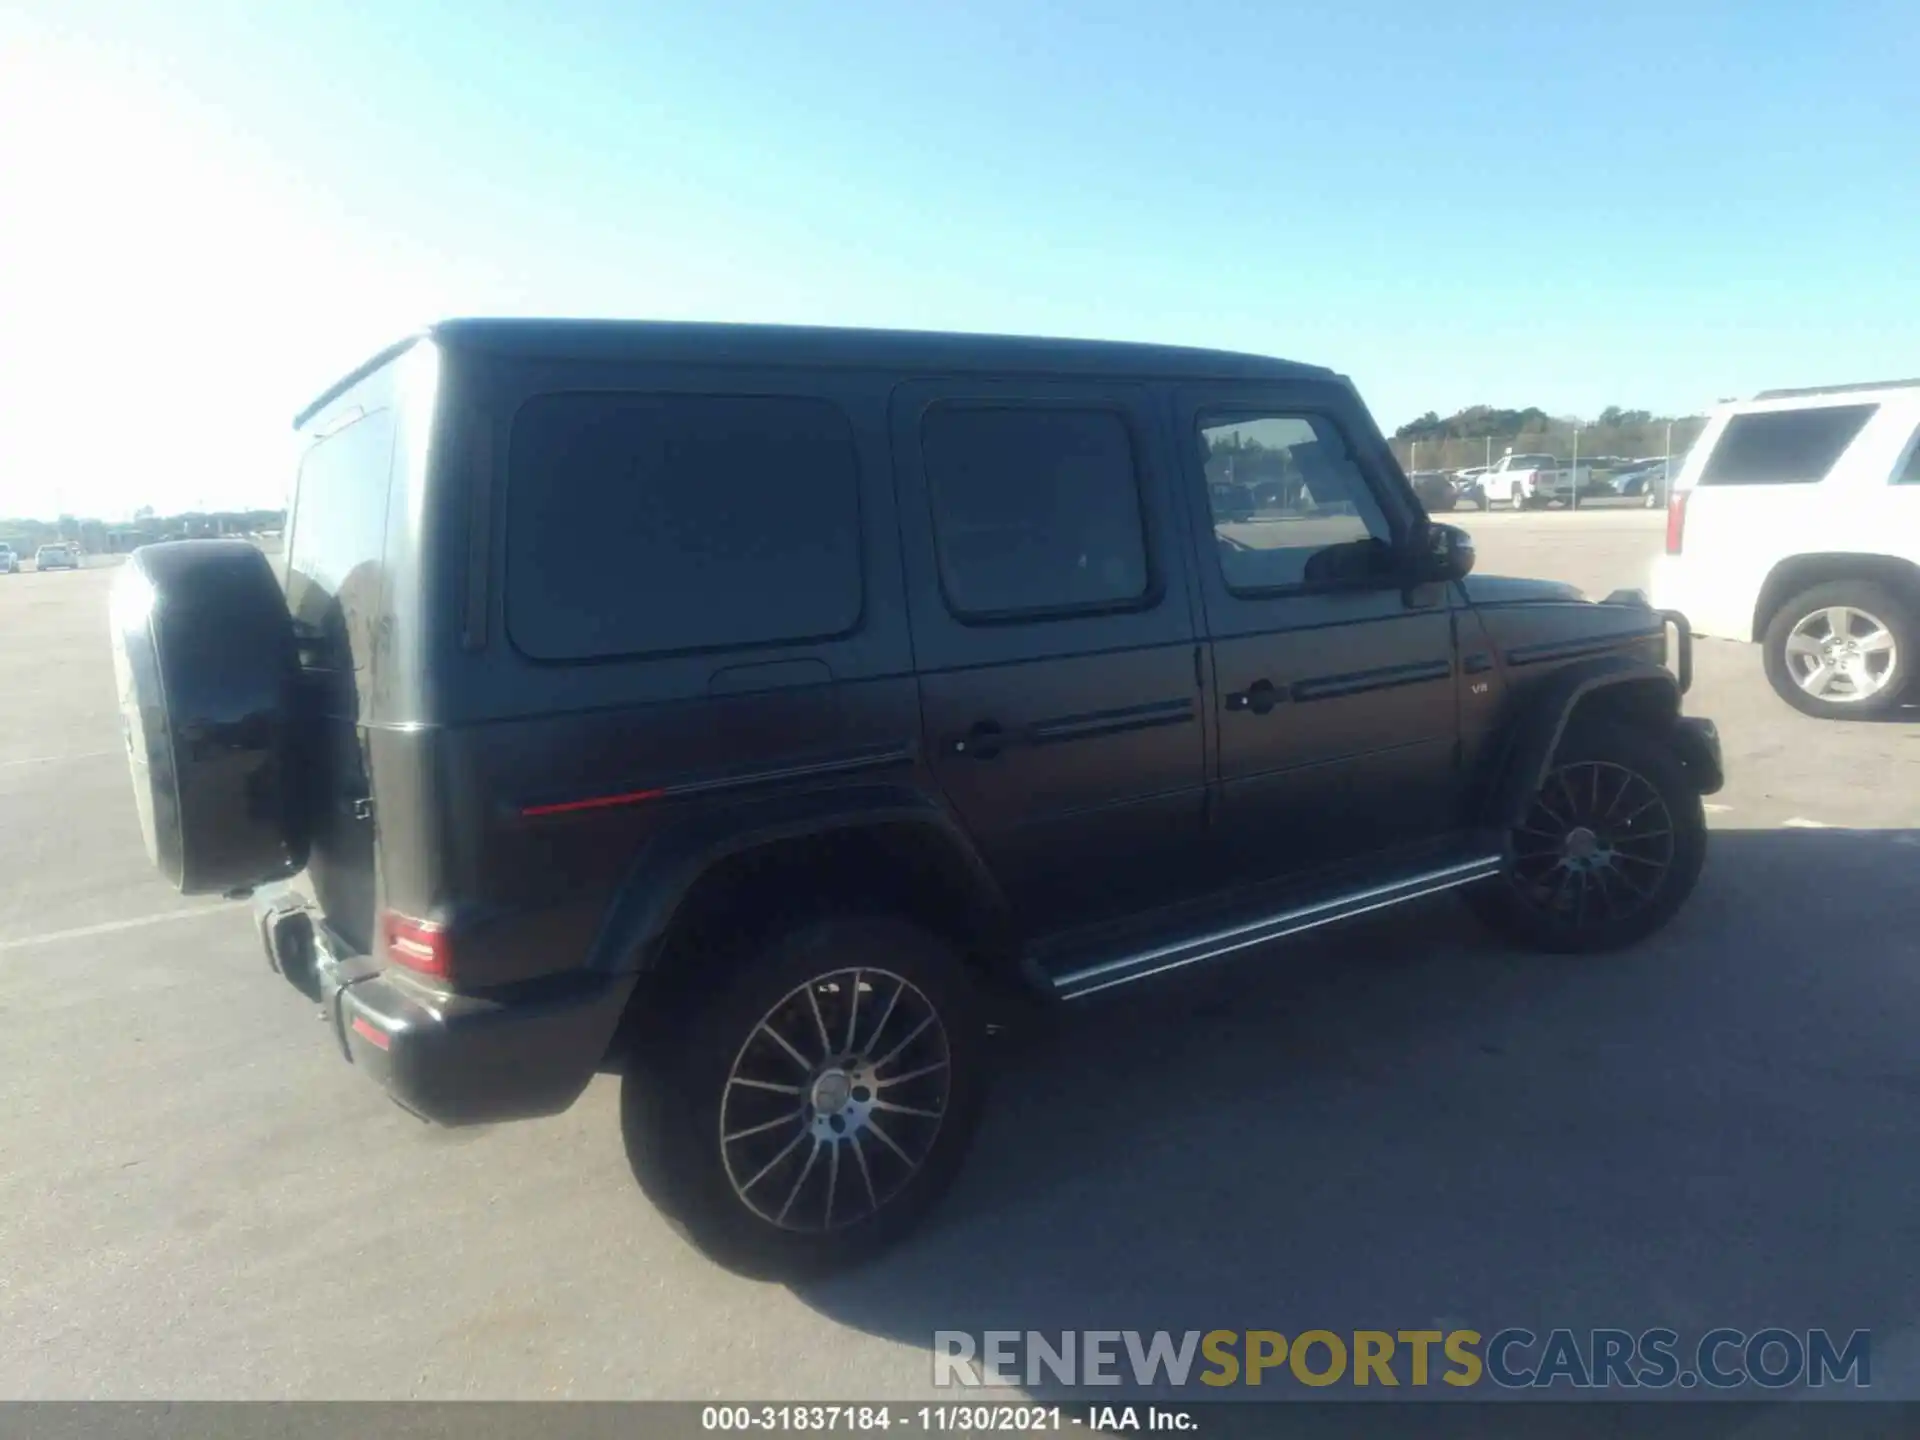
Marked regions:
[1763,581,1916,720]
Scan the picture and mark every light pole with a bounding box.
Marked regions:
[1571,425,1581,512]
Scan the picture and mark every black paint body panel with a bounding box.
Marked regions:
[243,320,1720,1126]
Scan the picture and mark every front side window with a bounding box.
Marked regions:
[1200,413,1390,592]
[920,405,1150,620]
[1698,405,1878,486]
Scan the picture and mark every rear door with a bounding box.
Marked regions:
[891,379,1209,937]
[283,400,400,955]
[1174,383,1463,877]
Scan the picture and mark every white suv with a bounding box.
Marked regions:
[1652,379,1920,718]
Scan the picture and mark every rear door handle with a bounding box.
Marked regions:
[950,719,1007,760]
[1225,678,1283,716]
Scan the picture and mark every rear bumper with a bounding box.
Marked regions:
[256,898,635,1126]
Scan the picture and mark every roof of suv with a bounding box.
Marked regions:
[1750,378,1920,402]
[295,319,1342,428]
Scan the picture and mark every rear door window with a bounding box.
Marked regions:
[504,393,863,662]
[919,405,1150,620]
[1699,405,1878,486]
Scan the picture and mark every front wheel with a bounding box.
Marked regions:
[621,914,989,1278]
[1465,721,1707,954]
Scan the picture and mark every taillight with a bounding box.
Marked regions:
[381,910,451,979]
[1665,491,1688,555]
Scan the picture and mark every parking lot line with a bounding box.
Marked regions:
[0,906,232,953]
[1782,818,1836,829]
[0,749,119,769]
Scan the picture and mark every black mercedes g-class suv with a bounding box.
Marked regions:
[110,320,1722,1276]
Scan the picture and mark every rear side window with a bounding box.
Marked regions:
[1896,427,1920,484]
[285,408,397,664]
[505,393,863,662]
[920,406,1150,620]
[1698,405,1877,486]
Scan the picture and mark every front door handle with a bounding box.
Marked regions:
[1225,679,1283,716]
[951,719,1007,760]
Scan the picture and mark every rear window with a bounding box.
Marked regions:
[284,409,398,657]
[505,393,863,662]
[1698,405,1877,486]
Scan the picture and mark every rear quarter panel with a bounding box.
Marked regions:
[387,347,924,989]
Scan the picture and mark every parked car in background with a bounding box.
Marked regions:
[0,543,17,574]
[1653,378,1920,718]
[1616,459,1680,506]
[35,543,80,571]
[1483,453,1591,508]
[1450,466,1493,509]
[1615,460,1663,495]
[1408,469,1459,512]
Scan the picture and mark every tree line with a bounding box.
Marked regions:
[1391,405,1707,473]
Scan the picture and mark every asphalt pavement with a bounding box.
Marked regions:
[2,514,1917,1405]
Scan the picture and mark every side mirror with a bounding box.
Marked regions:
[1417,522,1475,583]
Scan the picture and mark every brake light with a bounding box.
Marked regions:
[381,910,451,979]
[1665,491,1689,555]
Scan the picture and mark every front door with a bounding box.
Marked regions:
[1174,386,1463,878]
[891,379,1209,937]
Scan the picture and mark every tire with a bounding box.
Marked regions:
[1465,720,1707,954]
[621,914,989,1278]
[1762,580,1916,720]
[109,540,310,895]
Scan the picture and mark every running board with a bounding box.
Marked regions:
[1047,854,1506,1002]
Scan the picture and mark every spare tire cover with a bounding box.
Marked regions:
[109,541,309,895]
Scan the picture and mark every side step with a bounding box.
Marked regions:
[1044,852,1505,1002]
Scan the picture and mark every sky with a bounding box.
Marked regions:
[2,0,1915,522]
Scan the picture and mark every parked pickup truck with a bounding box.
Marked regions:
[1485,453,1590,509]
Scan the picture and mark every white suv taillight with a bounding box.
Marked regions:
[1665,491,1689,555]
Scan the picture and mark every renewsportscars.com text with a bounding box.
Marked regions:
[933,1328,1871,1391]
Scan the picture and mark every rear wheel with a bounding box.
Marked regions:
[1466,721,1707,954]
[621,914,988,1278]
[1762,580,1915,720]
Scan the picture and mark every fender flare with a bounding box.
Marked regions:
[579,783,1014,978]
[1483,655,1685,829]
